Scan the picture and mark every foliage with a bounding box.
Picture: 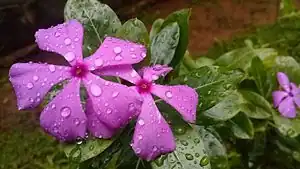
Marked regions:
[8,0,300,169]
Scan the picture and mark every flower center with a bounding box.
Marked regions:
[70,62,88,78]
[136,79,152,94]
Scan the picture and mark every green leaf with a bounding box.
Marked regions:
[150,22,180,65]
[116,18,149,45]
[64,0,121,56]
[162,9,191,67]
[182,51,215,70]
[203,91,244,121]
[273,114,300,138]
[280,0,297,16]
[271,56,300,84]
[239,90,272,119]
[216,47,277,71]
[198,126,228,169]
[230,112,254,139]
[64,139,113,162]
[249,57,275,98]
[150,18,164,42]
[152,126,211,169]
[171,66,245,113]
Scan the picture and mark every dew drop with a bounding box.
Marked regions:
[60,107,71,118]
[165,91,173,99]
[106,108,112,114]
[49,65,56,72]
[112,91,119,98]
[33,75,39,81]
[74,118,80,126]
[90,84,102,97]
[153,146,158,152]
[138,119,145,126]
[74,37,79,42]
[135,148,141,154]
[89,145,95,150]
[180,140,188,146]
[131,54,137,59]
[195,153,200,157]
[114,55,123,61]
[64,38,72,45]
[141,52,146,58]
[27,83,34,89]
[113,46,122,54]
[54,32,60,37]
[51,104,56,109]
[94,58,103,67]
[152,75,159,80]
[200,156,210,167]
[185,153,194,160]
[64,52,75,62]
[138,134,143,140]
[131,70,137,77]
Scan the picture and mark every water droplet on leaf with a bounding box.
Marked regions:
[200,156,209,167]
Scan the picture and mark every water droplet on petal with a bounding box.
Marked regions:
[27,83,33,89]
[113,46,122,54]
[112,91,119,98]
[74,37,79,42]
[131,54,137,59]
[138,119,145,126]
[138,134,143,140]
[106,108,112,114]
[64,52,75,62]
[152,75,159,80]
[29,98,34,103]
[95,58,103,67]
[114,55,123,61]
[49,65,56,72]
[64,38,72,45]
[54,32,60,37]
[131,70,137,77]
[130,48,135,52]
[90,84,102,97]
[153,146,158,152]
[51,104,56,109]
[33,75,39,81]
[60,107,71,118]
[141,52,146,58]
[74,118,80,126]
[165,91,173,99]
[135,148,141,154]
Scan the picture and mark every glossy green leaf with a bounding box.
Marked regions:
[198,126,228,169]
[64,139,113,162]
[183,52,215,70]
[230,112,254,139]
[203,91,244,121]
[239,90,272,119]
[150,18,164,42]
[271,56,300,84]
[273,114,300,138]
[249,57,275,98]
[216,47,277,71]
[150,22,180,65]
[162,9,191,67]
[171,66,245,114]
[116,18,149,45]
[64,0,121,56]
[152,126,211,169]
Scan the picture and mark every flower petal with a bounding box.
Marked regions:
[35,20,83,65]
[151,84,198,123]
[291,83,300,96]
[9,63,71,110]
[84,37,146,70]
[278,97,297,118]
[94,65,141,84]
[294,95,300,108]
[272,91,288,108]
[86,97,116,138]
[40,79,87,141]
[142,65,172,82]
[83,73,142,129]
[132,94,175,161]
[277,72,290,92]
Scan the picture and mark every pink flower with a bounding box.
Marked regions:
[95,65,198,160]
[272,72,300,118]
[9,20,146,141]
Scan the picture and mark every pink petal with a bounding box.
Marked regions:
[132,94,175,161]
[9,63,71,110]
[83,73,142,129]
[278,97,297,118]
[272,91,288,108]
[84,37,146,70]
[291,83,300,96]
[142,65,172,82]
[94,65,141,84]
[85,98,116,138]
[35,20,83,65]
[277,72,290,92]
[294,95,300,108]
[40,79,87,141]
[151,84,198,123]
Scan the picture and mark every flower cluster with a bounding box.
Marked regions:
[9,20,198,160]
